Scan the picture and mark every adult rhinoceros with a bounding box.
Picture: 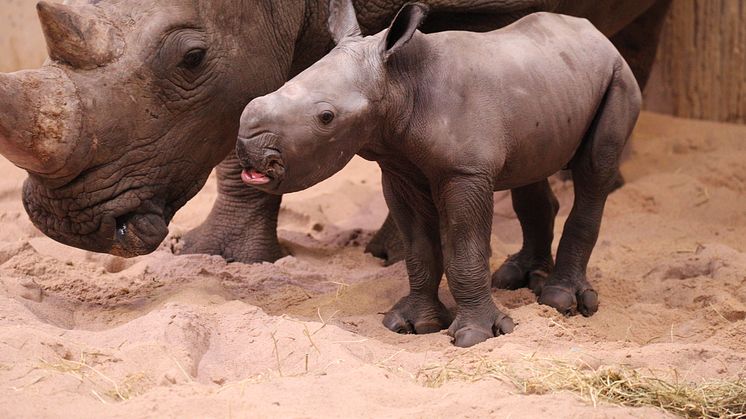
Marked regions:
[0,0,670,264]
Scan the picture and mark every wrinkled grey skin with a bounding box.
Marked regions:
[0,0,667,263]
[0,0,300,259]
[236,1,641,347]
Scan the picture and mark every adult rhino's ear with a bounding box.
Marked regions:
[381,2,429,62]
[328,0,362,44]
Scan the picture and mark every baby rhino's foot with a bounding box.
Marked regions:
[492,254,553,294]
[538,276,599,317]
[383,295,453,334]
[447,306,514,348]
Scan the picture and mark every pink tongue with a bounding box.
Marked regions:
[241,169,271,185]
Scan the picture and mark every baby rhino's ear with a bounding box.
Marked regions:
[328,0,362,44]
[381,2,429,62]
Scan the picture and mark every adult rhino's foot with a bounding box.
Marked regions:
[447,305,514,348]
[365,214,405,266]
[180,155,284,264]
[538,275,599,317]
[180,216,284,264]
[492,253,553,294]
[383,294,452,335]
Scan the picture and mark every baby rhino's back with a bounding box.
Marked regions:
[424,13,623,188]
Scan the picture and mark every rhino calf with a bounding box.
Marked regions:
[236,0,641,347]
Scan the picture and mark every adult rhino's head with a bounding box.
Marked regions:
[0,0,301,256]
[236,1,428,194]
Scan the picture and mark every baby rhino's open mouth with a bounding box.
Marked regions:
[239,156,284,188]
[240,158,285,189]
[241,168,272,186]
[236,133,286,190]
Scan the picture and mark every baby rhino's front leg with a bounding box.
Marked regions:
[437,176,514,347]
[380,170,452,335]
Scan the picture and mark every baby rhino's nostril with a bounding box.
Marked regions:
[262,149,285,178]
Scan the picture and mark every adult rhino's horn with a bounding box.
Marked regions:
[37,1,124,69]
[0,68,88,177]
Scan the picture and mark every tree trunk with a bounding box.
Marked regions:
[644,0,746,124]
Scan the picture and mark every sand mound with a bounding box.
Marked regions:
[0,112,744,417]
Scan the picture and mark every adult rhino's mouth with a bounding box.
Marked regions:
[111,210,170,258]
[22,177,178,258]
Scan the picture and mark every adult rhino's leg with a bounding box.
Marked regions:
[181,154,283,263]
[610,0,672,91]
[492,179,558,293]
[365,214,405,265]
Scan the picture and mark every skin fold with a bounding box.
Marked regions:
[235,1,641,347]
[0,0,666,263]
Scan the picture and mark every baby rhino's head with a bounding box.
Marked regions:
[236,1,428,194]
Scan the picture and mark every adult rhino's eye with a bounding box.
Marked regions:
[319,110,335,125]
[181,48,206,69]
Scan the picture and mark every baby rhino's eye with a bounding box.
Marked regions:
[318,110,335,125]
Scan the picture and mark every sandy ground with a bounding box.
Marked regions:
[0,111,744,418]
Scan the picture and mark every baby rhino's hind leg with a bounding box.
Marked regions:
[492,179,558,294]
[539,63,641,316]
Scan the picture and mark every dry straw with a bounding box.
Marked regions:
[39,356,153,403]
[416,355,746,418]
